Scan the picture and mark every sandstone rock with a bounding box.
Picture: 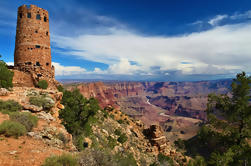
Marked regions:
[27,132,36,137]
[23,104,43,112]
[37,112,55,121]
[144,125,168,151]
[101,129,109,136]
[0,88,9,96]
[57,103,64,109]
[114,146,124,153]
[9,151,17,155]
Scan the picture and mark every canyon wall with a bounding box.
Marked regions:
[67,80,231,121]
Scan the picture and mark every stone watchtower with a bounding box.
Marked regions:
[13,4,56,87]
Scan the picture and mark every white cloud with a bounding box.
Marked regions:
[107,58,141,75]
[208,14,228,26]
[52,21,251,76]
[230,10,251,20]
[52,62,87,76]
[6,62,14,66]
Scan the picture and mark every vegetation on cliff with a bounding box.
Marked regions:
[0,120,27,138]
[58,88,100,149]
[0,99,38,138]
[0,100,22,114]
[37,80,48,89]
[0,55,14,89]
[177,72,251,165]
[57,87,165,165]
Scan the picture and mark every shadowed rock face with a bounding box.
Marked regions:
[69,80,231,120]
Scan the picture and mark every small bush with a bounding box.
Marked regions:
[110,114,115,119]
[0,60,14,89]
[57,85,64,92]
[78,149,116,166]
[117,119,123,124]
[158,153,174,165]
[37,80,48,89]
[107,136,117,149]
[73,135,85,151]
[117,133,128,144]
[42,153,78,166]
[115,153,137,166]
[10,112,38,131]
[29,96,54,110]
[114,129,122,136]
[0,100,22,114]
[0,120,26,138]
[57,132,69,144]
[174,138,185,149]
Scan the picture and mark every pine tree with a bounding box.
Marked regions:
[206,72,251,165]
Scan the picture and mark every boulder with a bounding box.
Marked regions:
[0,88,9,96]
[23,104,43,112]
[37,112,55,121]
[57,103,64,109]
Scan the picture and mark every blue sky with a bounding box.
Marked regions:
[0,0,251,81]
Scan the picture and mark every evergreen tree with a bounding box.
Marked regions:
[0,55,14,89]
[206,72,251,165]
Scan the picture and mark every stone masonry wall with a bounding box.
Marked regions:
[14,4,52,72]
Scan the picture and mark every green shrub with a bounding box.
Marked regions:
[57,132,69,144]
[57,85,64,92]
[174,138,185,149]
[117,119,123,124]
[149,162,159,166]
[42,153,78,166]
[78,149,116,166]
[59,89,100,139]
[0,59,14,89]
[0,100,22,114]
[117,133,128,144]
[10,112,38,131]
[114,129,122,136]
[115,153,137,166]
[73,135,85,151]
[158,153,174,165]
[107,136,117,149]
[0,120,26,138]
[187,156,206,166]
[37,80,48,89]
[29,96,54,111]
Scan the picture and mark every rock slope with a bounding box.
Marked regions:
[0,87,75,166]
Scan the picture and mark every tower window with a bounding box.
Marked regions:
[46,63,49,66]
[19,13,22,18]
[44,17,47,22]
[36,62,40,66]
[36,14,41,20]
[46,32,48,36]
[27,13,31,18]
[35,30,38,33]
[35,45,40,48]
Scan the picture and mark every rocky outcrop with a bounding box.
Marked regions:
[23,104,43,112]
[144,125,169,152]
[0,87,76,166]
[0,88,9,96]
[11,69,60,89]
